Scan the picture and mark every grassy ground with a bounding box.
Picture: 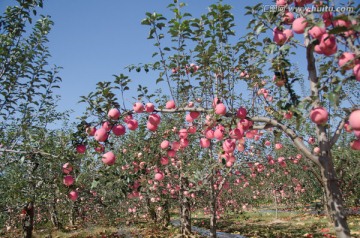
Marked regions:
[192,210,360,238]
[2,209,359,237]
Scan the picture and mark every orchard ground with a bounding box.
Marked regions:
[2,206,360,238]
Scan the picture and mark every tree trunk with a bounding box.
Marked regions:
[319,154,351,238]
[22,201,34,238]
[180,177,191,236]
[209,174,217,238]
[50,196,60,229]
[162,199,170,227]
[69,201,78,226]
[146,196,157,222]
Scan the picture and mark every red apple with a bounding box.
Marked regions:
[63,175,74,186]
[338,52,355,70]
[62,163,73,174]
[310,107,328,125]
[215,103,227,115]
[76,144,86,154]
[102,151,116,165]
[94,128,108,142]
[68,190,78,201]
[292,17,307,34]
[166,100,176,109]
[108,108,120,120]
[112,124,126,136]
[349,110,360,130]
[145,103,155,112]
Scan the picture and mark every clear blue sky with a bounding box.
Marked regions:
[0,0,255,123]
[1,0,352,124]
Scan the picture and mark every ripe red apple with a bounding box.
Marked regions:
[212,97,222,108]
[145,103,155,112]
[236,107,247,119]
[292,17,307,34]
[133,102,144,113]
[200,138,210,148]
[68,190,78,201]
[349,110,360,130]
[354,64,360,81]
[354,130,360,139]
[102,151,116,165]
[161,140,170,149]
[95,144,105,153]
[338,52,355,70]
[314,44,324,54]
[310,107,328,125]
[127,119,138,130]
[160,157,169,165]
[276,0,287,6]
[112,124,126,136]
[350,139,360,150]
[154,173,164,181]
[63,175,74,186]
[185,114,194,122]
[215,103,227,115]
[76,144,86,154]
[62,163,73,174]
[172,141,181,151]
[313,147,321,155]
[319,33,336,50]
[275,143,283,150]
[283,111,293,119]
[190,111,200,119]
[166,100,176,109]
[123,114,133,123]
[102,121,112,132]
[214,128,224,140]
[147,122,158,131]
[322,12,333,27]
[205,129,215,139]
[167,149,176,157]
[86,126,96,136]
[283,11,294,25]
[308,26,326,40]
[229,128,243,139]
[273,27,286,45]
[223,139,236,153]
[108,108,120,120]
[148,113,161,125]
[94,128,108,142]
[283,29,294,41]
[178,129,188,139]
[188,126,197,134]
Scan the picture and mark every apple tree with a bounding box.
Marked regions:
[77,0,359,237]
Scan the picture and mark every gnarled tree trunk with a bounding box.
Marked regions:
[22,201,34,238]
[50,196,61,229]
[319,153,350,238]
[180,176,191,236]
[209,174,217,238]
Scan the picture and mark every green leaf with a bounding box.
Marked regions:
[156,78,164,84]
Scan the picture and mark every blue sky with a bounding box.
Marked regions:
[1,0,354,124]
[0,0,254,123]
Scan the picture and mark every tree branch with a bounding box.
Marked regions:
[250,116,320,166]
